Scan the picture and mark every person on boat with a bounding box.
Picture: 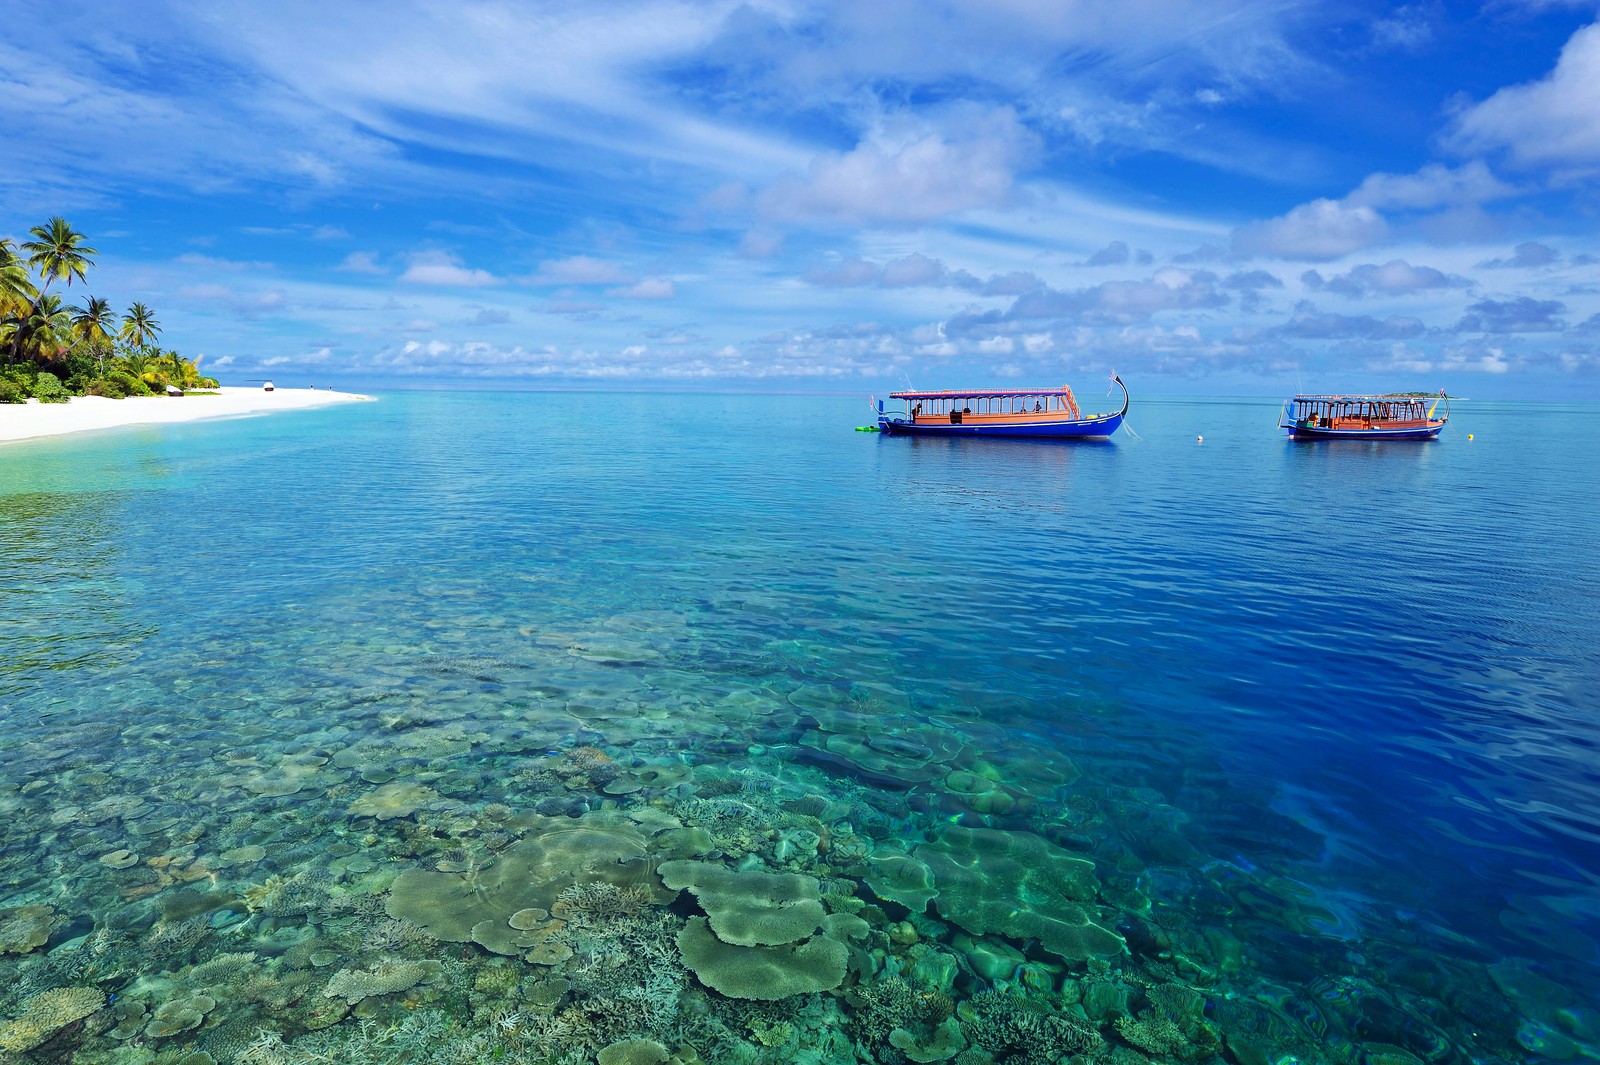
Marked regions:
[912,403,922,418]
[1034,400,1042,412]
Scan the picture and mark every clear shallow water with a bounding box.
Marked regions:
[1,391,1597,1064]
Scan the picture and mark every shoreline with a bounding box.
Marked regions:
[0,386,374,445]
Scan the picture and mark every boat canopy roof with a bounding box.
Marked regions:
[890,386,1074,400]
[1289,393,1442,401]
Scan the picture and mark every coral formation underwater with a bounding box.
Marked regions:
[0,623,1593,1065]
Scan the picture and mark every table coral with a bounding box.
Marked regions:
[386,814,665,943]
[657,860,826,946]
[676,916,847,1000]
[324,959,444,1004]
[915,826,1124,961]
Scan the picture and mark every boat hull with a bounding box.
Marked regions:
[1283,423,1444,441]
[879,412,1124,438]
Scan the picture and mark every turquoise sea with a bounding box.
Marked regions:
[1,390,1596,1065]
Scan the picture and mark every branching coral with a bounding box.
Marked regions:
[959,989,1103,1061]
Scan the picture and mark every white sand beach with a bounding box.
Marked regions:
[0,386,374,445]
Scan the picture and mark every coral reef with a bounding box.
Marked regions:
[1,986,105,1052]
[324,959,445,1004]
[0,905,55,956]
[676,916,847,1000]
[916,827,1125,962]
[658,860,827,946]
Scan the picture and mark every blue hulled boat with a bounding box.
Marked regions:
[1278,392,1448,441]
[877,374,1128,439]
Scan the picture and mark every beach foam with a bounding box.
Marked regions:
[0,386,373,444]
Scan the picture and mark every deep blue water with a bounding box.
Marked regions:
[1,391,1596,1063]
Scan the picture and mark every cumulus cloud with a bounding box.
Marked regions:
[761,109,1038,225]
[1448,22,1600,172]
[1231,199,1389,260]
[337,251,385,274]
[948,268,1230,333]
[1478,241,1559,268]
[1222,270,1284,290]
[1455,296,1567,333]
[1221,269,1284,311]
[1346,160,1516,210]
[1438,342,1512,375]
[1275,301,1426,340]
[1302,259,1469,298]
[881,253,951,287]
[400,251,499,287]
[1085,240,1130,266]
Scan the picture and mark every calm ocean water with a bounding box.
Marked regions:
[1,390,1596,1064]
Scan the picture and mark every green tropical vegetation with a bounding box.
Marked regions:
[0,218,218,403]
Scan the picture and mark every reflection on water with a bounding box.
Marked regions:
[1,392,1596,1063]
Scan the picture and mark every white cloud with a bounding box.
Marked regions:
[528,256,634,285]
[1479,241,1560,269]
[1448,22,1600,172]
[760,110,1037,225]
[175,252,273,271]
[399,251,499,287]
[1305,259,1469,298]
[1346,161,1516,210]
[610,278,676,299]
[336,251,385,274]
[737,229,783,259]
[1231,198,1389,260]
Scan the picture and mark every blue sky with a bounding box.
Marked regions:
[4,0,1598,397]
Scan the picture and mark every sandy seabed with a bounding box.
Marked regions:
[0,386,374,444]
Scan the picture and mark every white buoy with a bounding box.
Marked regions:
[1197,435,1204,444]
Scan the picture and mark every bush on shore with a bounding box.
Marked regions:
[0,378,25,404]
[32,372,71,403]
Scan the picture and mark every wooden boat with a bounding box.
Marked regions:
[1279,392,1448,441]
[876,374,1128,439]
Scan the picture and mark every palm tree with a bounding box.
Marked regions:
[121,348,154,379]
[121,302,161,353]
[0,239,39,368]
[16,294,72,363]
[21,218,97,298]
[71,296,118,372]
[163,348,189,389]
[10,219,95,367]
